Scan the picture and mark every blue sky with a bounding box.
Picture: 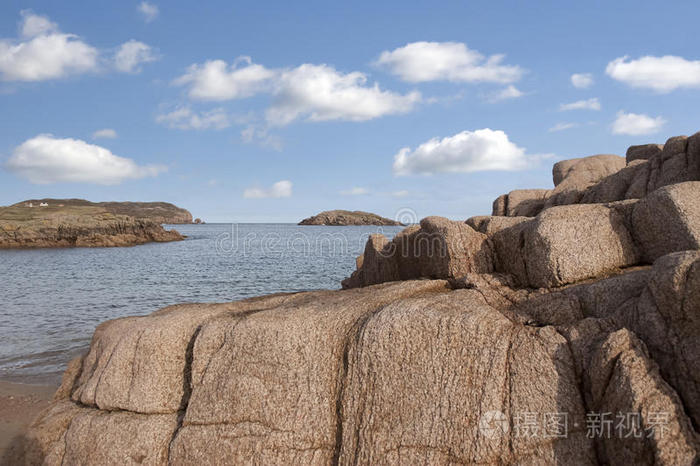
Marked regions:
[1,0,699,222]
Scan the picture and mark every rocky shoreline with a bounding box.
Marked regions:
[6,132,700,464]
[0,202,185,249]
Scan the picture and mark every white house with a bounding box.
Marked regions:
[39,202,48,207]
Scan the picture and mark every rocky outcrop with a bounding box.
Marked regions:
[342,216,493,288]
[0,211,182,249]
[491,132,700,217]
[299,210,403,226]
[546,155,627,208]
[492,189,550,217]
[8,132,700,465]
[626,143,664,164]
[12,199,194,224]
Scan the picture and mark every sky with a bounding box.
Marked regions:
[1,0,699,222]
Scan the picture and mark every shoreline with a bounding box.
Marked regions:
[0,380,57,460]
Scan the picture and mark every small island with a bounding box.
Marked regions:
[0,199,189,249]
[298,210,403,226]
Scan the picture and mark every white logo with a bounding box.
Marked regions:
[479,410,509,439]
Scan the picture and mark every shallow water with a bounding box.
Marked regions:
[0,223,403,384]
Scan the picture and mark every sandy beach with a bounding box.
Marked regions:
[0,381,57,461]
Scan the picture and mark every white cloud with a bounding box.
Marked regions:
[6,134,165,184]
[548,122,578,132]
[156,106,230,130]
[340,187,369,196]
[375,41,523,84]
[606,55,700,93]
[485,85,524,102]
[114,40,157,73]
[391,190,410,198]
[611,111,666,135]
[571,73,593,89]
[20,10,57,38]
[0,11,98,81]
[174,57,275,101]
[266,64,421,125]
[393,128,529,176]
[137,2,159,23]
[92,128,117,139]
[243,180,292,199]
[559,98,600,111]
[0,12,157,81]
[175,58,421,125]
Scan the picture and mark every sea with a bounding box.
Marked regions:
[0,223,404,384]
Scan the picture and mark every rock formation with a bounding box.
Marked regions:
[0,204,183,249]
[6,132,700,465]
[12,199,194,224]
[299,210,403,226]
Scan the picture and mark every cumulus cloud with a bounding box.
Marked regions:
[92,128,117,139]
[485,85,524,102]
[243,180,293,199]
[375,41,523,84]
[611,111,666,135]
[548,122,578,132]
[137,2,159,23]
[340,187,369,196]
[156,106,230,130]
[0,11,157,81]
[6,134,165,184]
[174,57,421,125]
[173,57,275,100]
[606,55,700,93]
[266,64,420,125]
[559,98,600,111]
[571,73,593,89]
[393,128,529,176]
[114,40,158,73]
[0,11,98,81]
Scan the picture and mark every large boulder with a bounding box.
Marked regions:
[613,251,700,428]
[546,155,626,208]
[626,143,663,164]
[631,182,700,262]
[587,330,698,464]
[492,204,639,288]
[342,216,494,288]
[491,189,550,217]
[579,133,700,205]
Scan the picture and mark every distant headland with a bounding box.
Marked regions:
[298,210,403,226]
[0,199,192,249]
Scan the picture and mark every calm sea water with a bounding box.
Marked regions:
[0,223,403,384]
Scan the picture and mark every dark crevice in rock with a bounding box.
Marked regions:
[557,328,607,465]
[167,325,201,462]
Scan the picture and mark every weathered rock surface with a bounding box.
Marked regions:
[299,210,402,226]
[626,143,664,164]
[545,155,627,208]
[342,216,493,288]
[491,204,639,288]
[8,132,700,465]
[631,182,700,262]
[491,189,550,217]
[0,212,182,249]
